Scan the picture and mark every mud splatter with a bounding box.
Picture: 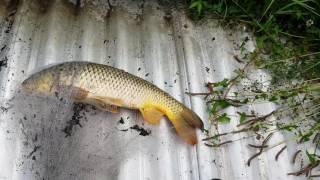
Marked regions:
[27,145,41,158]
[63,103,87,137]
[118,117,124,124]
[0,57,8,71]
[130,125,151,136]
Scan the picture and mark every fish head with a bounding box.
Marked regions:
[22,69,57,95]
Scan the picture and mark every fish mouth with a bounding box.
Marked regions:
[21,78,28,87]
[21,77,37,93]
[21,77,35,93]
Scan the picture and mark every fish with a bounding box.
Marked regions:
[22,61,204,144]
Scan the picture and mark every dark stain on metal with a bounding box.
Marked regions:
[130,124,151,136]
[118,117,124,124]
[0,45,6,52]
[0,57,8,71]
[106,0,113,18]
[63,103,87,137]
[0,106,9,113]
[163,11,172,26]
[205,67,210,73]
[33,133,38,142]
[27,145,41,158]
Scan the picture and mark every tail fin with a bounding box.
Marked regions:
[170,107,204,145]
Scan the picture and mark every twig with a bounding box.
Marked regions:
[262,51,320,66]
[185,92,211,96]
[206,98,244,107]
[221,40,254,99]
[310,174,320,177]
[202,128,250,141]
[287,161,320,176]
[238,110,275,127]
[202,132,228,141]
[233,55,244,63]
[312,133,320,144]
[247,133,273,166]
[106,0,113,18]
[248,144,268,148]
[205,140,233,147]
[231,127,251,134]
[275,145,287,161]
[292,150,302,164]
[186,82,216,99]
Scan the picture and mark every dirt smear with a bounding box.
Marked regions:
[130,124,151,136]
[63,103,87,137]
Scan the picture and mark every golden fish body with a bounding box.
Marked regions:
[22,62,203,144]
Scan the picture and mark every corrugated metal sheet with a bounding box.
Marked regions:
[0,0,307,179]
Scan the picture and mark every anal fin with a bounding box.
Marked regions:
[140,106,164,125]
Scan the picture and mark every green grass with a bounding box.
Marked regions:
[186,0,320,177]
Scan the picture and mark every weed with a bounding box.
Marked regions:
[187,0,320,176]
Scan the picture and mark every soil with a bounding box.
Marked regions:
[130,124,151,136]
[63,103,87,137]
[0,57,8,71]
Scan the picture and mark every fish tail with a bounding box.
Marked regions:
[140,102,203,145]
[169,106,204,145]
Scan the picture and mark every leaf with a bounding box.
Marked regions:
[189,1,200,9]
[217,113,231,124]
[306,150,319,165]
[237,112,247,123]
[189,0,208,15]
[211,99,231,114]
[260,93,268,100]
[211,2,223,13]
[269,96,278,102]
[213,78,229,87]
[278,124,298,132]
[197,2,203,15]
[299,131,313,142]
[241,98,249,104]
[260,0,276,20]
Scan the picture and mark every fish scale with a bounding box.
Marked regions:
[22,61,204,144]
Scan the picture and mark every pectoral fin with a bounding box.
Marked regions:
[101,103,119,113]
[140,106,165,125]
[94,96,124,106]
[70,88,119,113]
[71,87,89,101]
[88,98,119,113]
